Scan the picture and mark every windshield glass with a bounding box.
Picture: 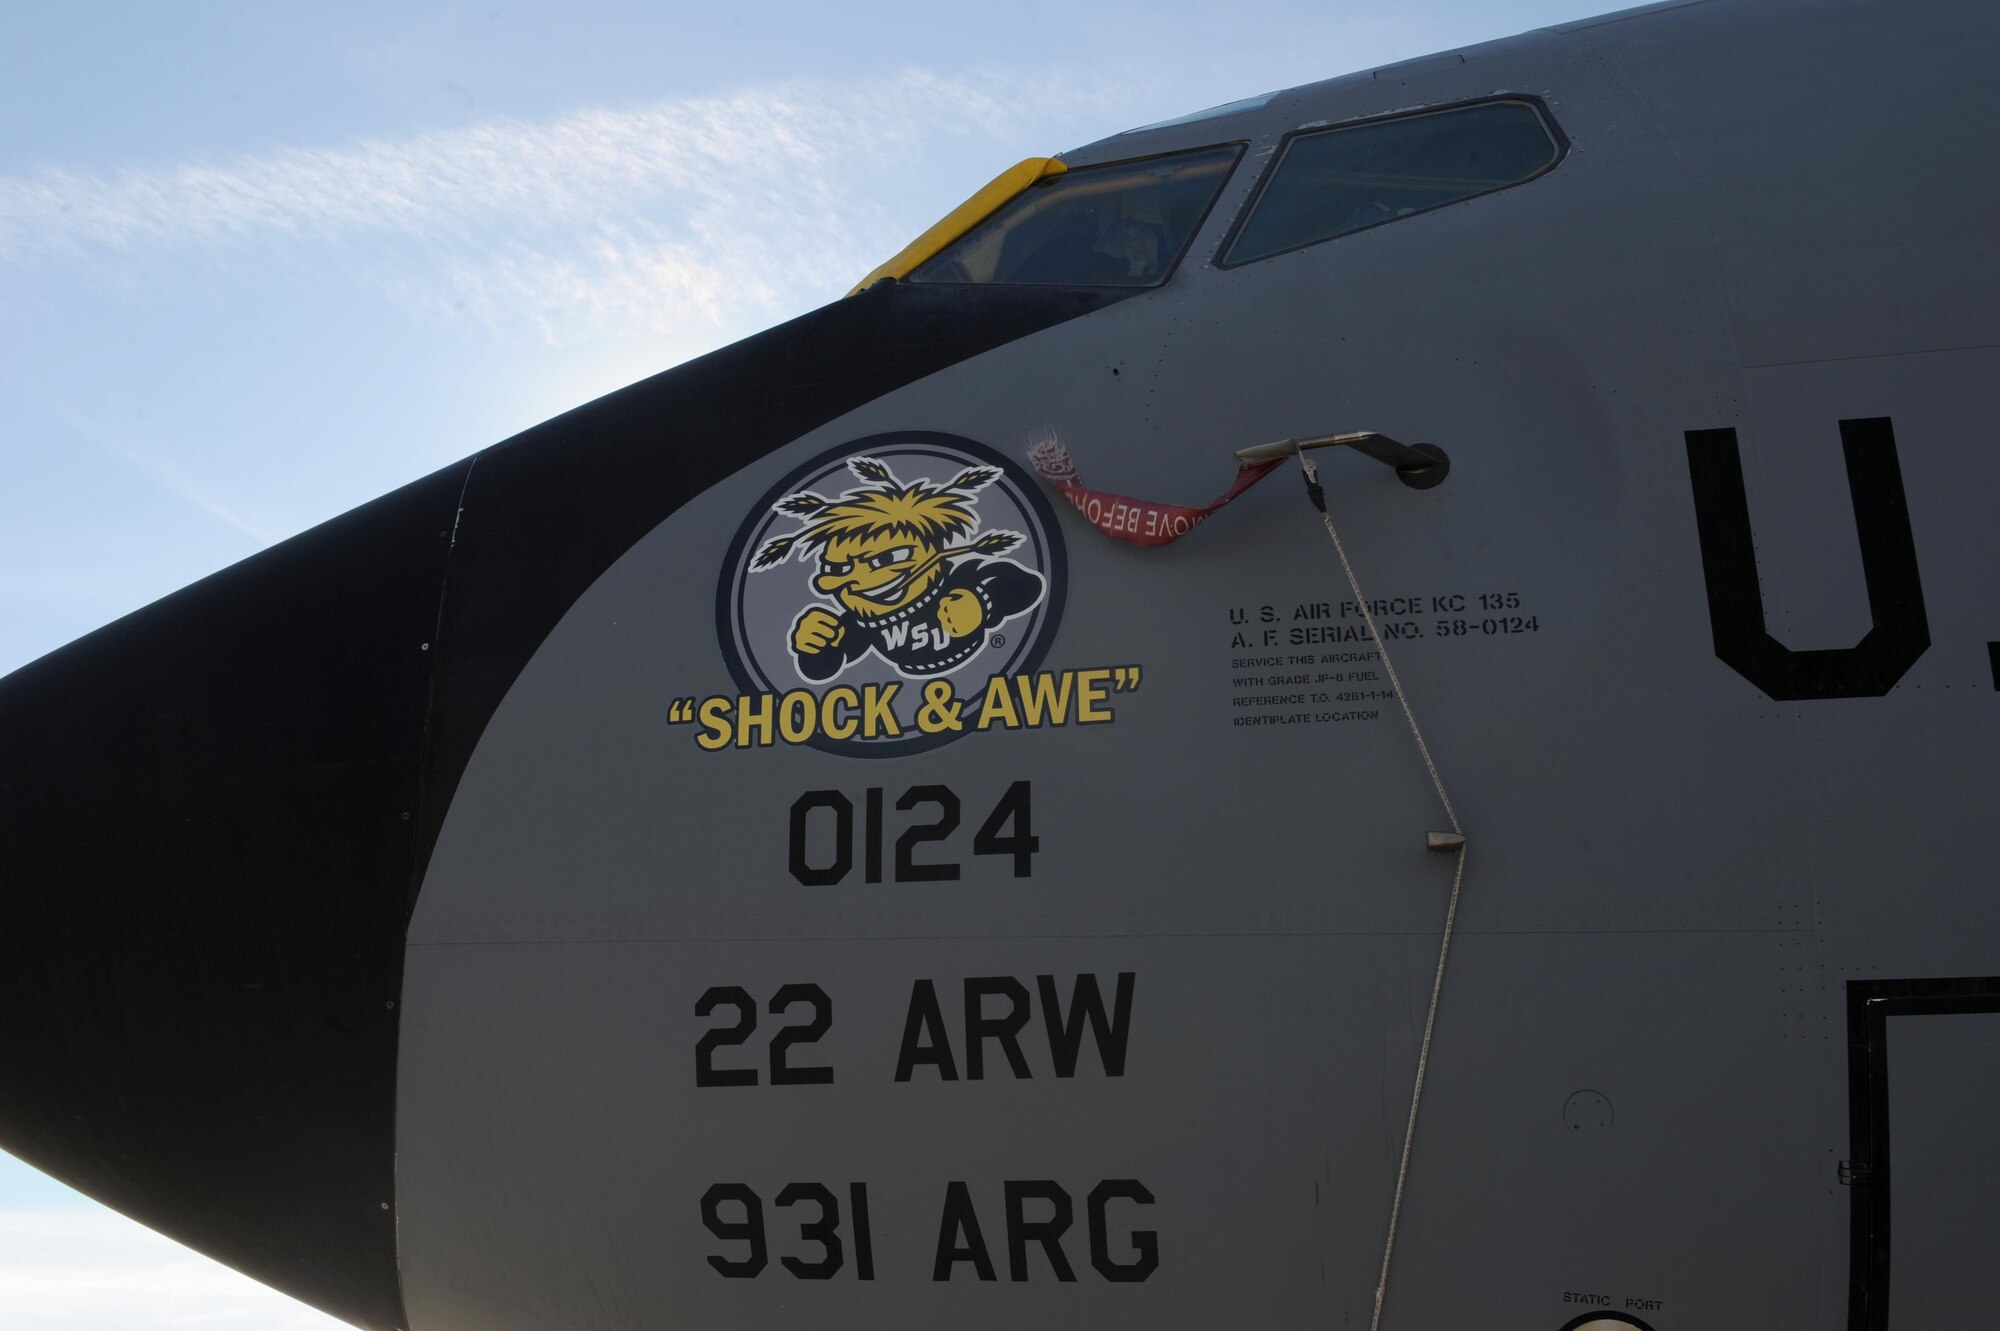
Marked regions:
[1223,99,1562,265]
[908,145,1240,287]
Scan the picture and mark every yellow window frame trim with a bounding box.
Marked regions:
[845,157,1068,296]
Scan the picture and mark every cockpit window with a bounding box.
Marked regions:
[907,144,1242,288]
[1221,99,1564,266]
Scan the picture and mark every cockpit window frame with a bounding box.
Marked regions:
[904,140,1248,291]
[1216,95,1570,269]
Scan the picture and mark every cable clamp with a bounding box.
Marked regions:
[1236,431,1450,490]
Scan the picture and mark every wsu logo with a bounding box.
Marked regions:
[711,433,1068,756]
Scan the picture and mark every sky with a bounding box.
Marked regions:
[0,1,1602,1326]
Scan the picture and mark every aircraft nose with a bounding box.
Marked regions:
[0,265,1134,1331]
[0,465,465,1331]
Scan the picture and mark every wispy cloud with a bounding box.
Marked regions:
[0,67,1152,345]
[48,405,282,544]
[0,1210,345,1329]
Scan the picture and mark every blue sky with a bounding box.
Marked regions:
[0,2,1597,1325]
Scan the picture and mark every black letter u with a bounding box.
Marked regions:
[1683,416,1928,700]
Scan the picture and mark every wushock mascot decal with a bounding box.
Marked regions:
[690,432,1141,757]
[752,455,1046,682]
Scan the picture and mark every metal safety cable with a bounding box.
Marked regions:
[1296,453,1468,1331]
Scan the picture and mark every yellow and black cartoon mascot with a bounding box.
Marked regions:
[752,456,1046,682]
